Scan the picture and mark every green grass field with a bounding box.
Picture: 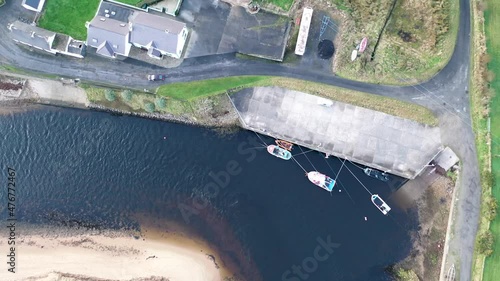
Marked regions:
[254,0,295,11]
[156,76,438,125]
[334,0,458,85]
[38,0,100,40]
[482,1,500,279]
[156,76,269,100]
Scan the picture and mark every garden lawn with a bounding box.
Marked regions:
[38,0,100,40]
[255,0,295,11]
[483,0,500,280]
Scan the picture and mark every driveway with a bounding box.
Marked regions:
[0,0,478,279]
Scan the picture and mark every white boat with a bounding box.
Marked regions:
[371,194,391,215]
[307,171,336,192]
[351,49,358,61]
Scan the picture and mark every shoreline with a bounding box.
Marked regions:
[0,221,236,281]
[0,72,240,129]
[392,173,456,280]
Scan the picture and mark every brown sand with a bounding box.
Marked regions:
[0,225,225,281]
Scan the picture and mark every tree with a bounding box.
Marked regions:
[121,90,133,102]
[144,102,155,113]
[155,97,167,109]
[104,89,116,102]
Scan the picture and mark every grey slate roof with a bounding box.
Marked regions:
[434,147,459,171]
[130,12,185,55]
[97,1,133,23]
[23,0,43,10]
[8,21,55,52]
[86,17,130,57]
[67,39,85,56]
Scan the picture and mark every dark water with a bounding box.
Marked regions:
[0,106,417,281]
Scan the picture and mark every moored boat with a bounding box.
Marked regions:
[364,168,389,182]
[351,49,358,61]
[307,171,336,192]
[371,194,391,215]
[276,139,294,151]
[359,37,368,53]
[267,145,292,160]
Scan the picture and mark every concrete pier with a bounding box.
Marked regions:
[229,87,443,179]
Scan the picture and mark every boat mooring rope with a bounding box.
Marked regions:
[253,131,268,146]
[343,161,374,196]
[347,159,367,171]
[292,149,314,157]
[249,146,267,149]
[333,158,347,182]
[323,158,356,205]
[298,145,317,171]
[291,156,307,173]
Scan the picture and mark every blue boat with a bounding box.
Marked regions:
[267,145,292,160]
[364,168,389,182]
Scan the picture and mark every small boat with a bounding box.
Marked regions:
[351,49,358,61]
[267,145,292,160]
[359,37,368,53]
[275,140,294,151]
[307,171,336,192]
[364,168,390,182]
[371,194,391,215]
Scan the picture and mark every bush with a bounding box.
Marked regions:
[155,97,167,109]
[121,90,133,102]
[394,268,419,281]
[104,89,116,102]
[484,170,495,188]
[478,231,494,256]
[485,196,498,221]
[447,170,458,182]
[144,102,155,113]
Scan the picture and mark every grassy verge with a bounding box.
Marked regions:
[481,0,500,279]
[334,0,459,85]
[254,0,295,11]
[157,76,438,126]
[0,65,59,79]
[83,84,193,116]
[38,0,100,40]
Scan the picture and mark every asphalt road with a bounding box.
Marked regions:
[0,0,479,279]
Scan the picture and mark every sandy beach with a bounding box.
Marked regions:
[0,225,226,281]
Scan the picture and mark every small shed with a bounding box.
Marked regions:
[433,147,459,175]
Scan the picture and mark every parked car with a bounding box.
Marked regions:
[147,74,166,81]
